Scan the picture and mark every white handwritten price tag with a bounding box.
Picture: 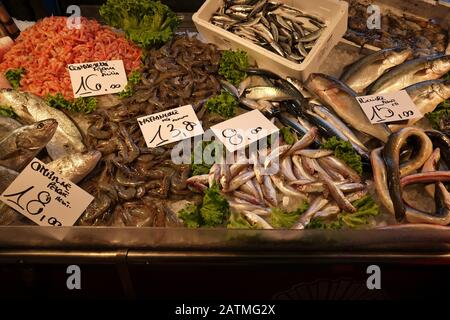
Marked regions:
[0,159,94,226]
[356,90,422,124]
[211,110,279,152]
[138,105,204,148]
[68,60,128,98]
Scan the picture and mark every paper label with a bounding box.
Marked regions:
[68,60,128,98]
[0,159,94,226]
[211,110,280,152]
[137,105,204,148]
[356,90,422,124]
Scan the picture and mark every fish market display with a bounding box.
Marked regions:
[210,0,326,63]
[0,0,449,233]
[345,0,448,55]
[186,127,370,229]
[77,36,222,227]
[0,16,142,99]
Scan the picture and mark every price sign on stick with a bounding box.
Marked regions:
[68,60,128,98]
[211,110,279,152]
[0,159,94,226]
[356,90,422,124]
[138,105,204,148]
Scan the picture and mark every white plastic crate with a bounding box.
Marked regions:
[193,0,349,81]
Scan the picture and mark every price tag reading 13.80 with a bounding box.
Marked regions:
[68,60,128,98]
[0,159,94,227]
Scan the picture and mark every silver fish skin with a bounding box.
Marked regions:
[340,47,413,94]
[367,55,450,94]
[262,175,278,207]
[0,116,21,140]
[390,79,450,131]
[244,86,296,101]
[242,210,273,229]
[309,104,369,156]
[0,119,58,171]
[305,73,391,142]
[292,196,329,229]
[0,89,86,159]
[46,151,101,184]
[238,75,273,96]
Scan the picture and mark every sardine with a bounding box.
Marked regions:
[340,47,413,94]
[292,155,315,181]
[305,73,391,142]
[309,104,369,156]
[295,149,334,158]
[367,55,450,94]
[270,174,306,198]
[0,119,58,171]
[318,156,361,183]
[242,210,273,229]
[226,170,256,192]
[291,196,329,229]
[0,89,86,159]
[262,175,278,206]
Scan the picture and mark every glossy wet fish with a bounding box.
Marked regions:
[0,89,86,159]
[382,127,433,221]
[390,79,450,130]
[46,151,102,184]
[308,104,368,157]
[211,1,326,63]
[244,86,296,101]
[340,47,413,94]
[305,73,391,142]
[367,55,450,94]
[0,119,58,171]
[0,116,21,140]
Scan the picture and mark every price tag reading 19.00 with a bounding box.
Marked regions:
[356,90,422,124]
[0,159,94,226]
[138,105,204,148]
[211,110,280,152]
[68,60,128,98]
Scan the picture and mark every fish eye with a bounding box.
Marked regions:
[37,122,45,129]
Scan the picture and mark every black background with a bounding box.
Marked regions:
[2,0,205,20]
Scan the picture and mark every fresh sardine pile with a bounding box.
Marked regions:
[210,0,326,63]
[187,127,368,229]
[78,36,223,227]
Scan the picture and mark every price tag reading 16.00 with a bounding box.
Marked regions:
[0,159,94,227]
[68,60,128,98]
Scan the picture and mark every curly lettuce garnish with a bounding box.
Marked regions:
[0,105,17,118]
[219,50,249,86]
[322,136,363,175]
[46,93,97,114]
[118,70,142,98]
[270,202,309,228]
[100,0,180,49]
[205,91,238,118]
[5,68,25,90]
[307,195,380,230]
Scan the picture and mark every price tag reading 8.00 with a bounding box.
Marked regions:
[356,90,422,124]
[68,60,128,98]
[211,110,279,152]
[0,159,94,227]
